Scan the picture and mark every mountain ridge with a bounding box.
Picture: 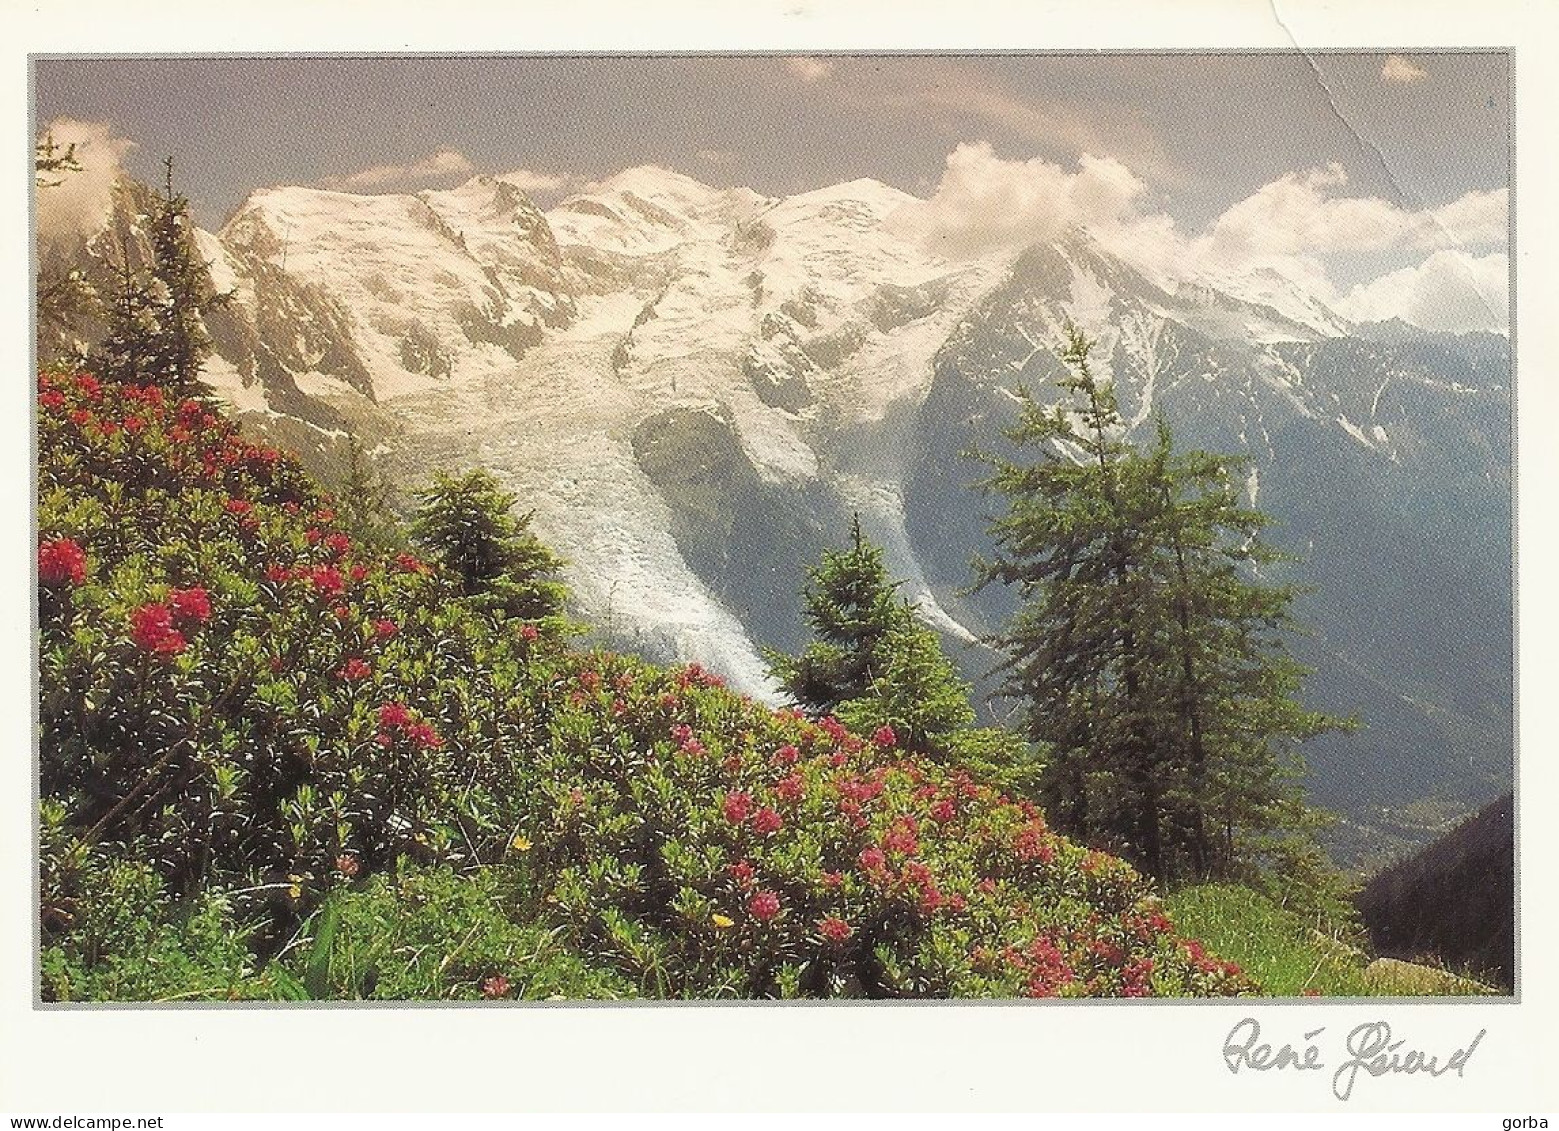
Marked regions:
[47,165,1513,868]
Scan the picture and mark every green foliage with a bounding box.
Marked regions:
[40,841,282,1003]
[1165,884,1492,997]
[409,467,568,625]
[1166,884,1372,997]
[278,864,635,1000]
[89,159,232,390]
[772,517,1036,792]
[36,365,1253,1000]
[975,325,1352,886]
[519,651,1249,998]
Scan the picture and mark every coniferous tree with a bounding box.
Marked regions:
[89,158,231,389]
[773,518,1034,787]
[35,133,98,360]
[771,515,914,716]
[409,468,567,623]
[975,324,1348,886]
[335,437,405,552]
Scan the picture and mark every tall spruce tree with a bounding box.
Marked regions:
[90,158,231,389]
[974,324,1347,886]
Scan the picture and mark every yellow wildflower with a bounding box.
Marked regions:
[711,913,735,929]
[511,834,533,852]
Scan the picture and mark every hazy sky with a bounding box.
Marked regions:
[34,53,1507,226]
[32,52,1512,331]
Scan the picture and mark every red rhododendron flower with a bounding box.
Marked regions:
[871,724,897,748]
[820,871,844,888]
[858,846,887,873]
[373,619,399,639]
[882,817,920,857]
[38,539,87,586]
[123,415,146,434]
[748,890,781,921]
[773,773,804,803]
[929,799,957,823]
[74,373,102,400]
[349,564,369,583]
[337,657,371,681]
[379,702,412,729]
[129,604,185,654]
[335,854,360,878]
[722,791,752,824]
[323,532,352,558]
[774,744,800,765]
[69,409,94,428]
[394,552,428,574]
[819,916,852,943]
[225,499,253,516]
[168,587,211,625]
[751,807,783,836]
[519,623,540,642]
[728,859,755,885]
[264,564,294,584]
[481,974,511,999]
[39,388,65,411]
[405,721,443,750]
[308,565,344,595]
[819,716,849,742]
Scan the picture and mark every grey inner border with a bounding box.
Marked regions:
[26,47,1520,1010]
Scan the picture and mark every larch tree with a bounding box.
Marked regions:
[974,324,1348,886]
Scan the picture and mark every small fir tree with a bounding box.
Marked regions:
[335,437,405,552]
[771,515,914,717]
[773,518,1034,787]
[409,468,567,623]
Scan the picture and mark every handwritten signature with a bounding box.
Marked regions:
[1222,1017,1486,1101]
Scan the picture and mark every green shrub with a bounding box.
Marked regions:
[37,365,1257,1000]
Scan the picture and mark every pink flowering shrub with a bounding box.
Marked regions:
[37,366,1252,1000]
[516,650,1253,998]
[37,368,567,940]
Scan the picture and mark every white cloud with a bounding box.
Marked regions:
[34,118,136,248]
[496,167,581,197]
[318,148,474,191]
[785,56,834,83]
[895,143,1508,334]
[1196,164,1506,264]
[890,142,1160,261]
[1337,250,1508,333]
[1382,55,1429,84]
